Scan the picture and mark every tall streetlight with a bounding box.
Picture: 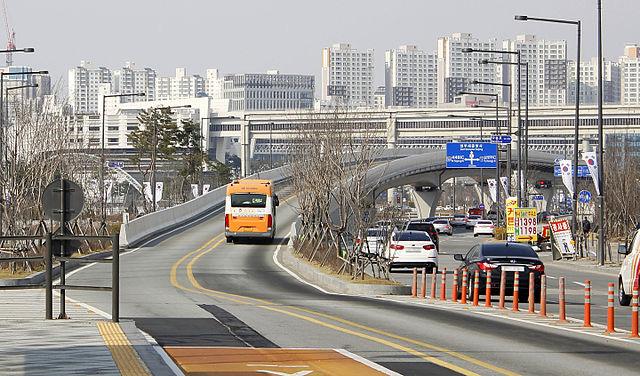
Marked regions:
[100,92,146,223]
[515,14,582,236]
[470,80,515,202]
[463,47,523,205]
[596,0,605,266]
[149,104,191,212]
[479,59,530,205]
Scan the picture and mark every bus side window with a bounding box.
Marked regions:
[273,195,280,207]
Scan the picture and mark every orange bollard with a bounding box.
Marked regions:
[440,268,447,301]
[485,270,492,308]
[472,270,480,306]
[583,280,592,328]
[558,277,567,323]
[460,269,468,304]
[411,267,417,298]
[528,273,535,313]
[512,271,520,312]
[430,268,437,299]
[606,282,615,333]
[452,269,459,302]
[499,269,506,310]
[539,275,547,317]
[420,267,427,299]
[631,286,639,338]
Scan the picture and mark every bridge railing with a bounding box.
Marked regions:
[119,166,290,248]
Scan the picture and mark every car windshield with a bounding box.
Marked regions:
[406,223,433,232]
[478,220,493,225]
[433,220,448,224]
[454,215,465,218]
[469,215,481,219]
[367,229,386,237]
[230,193,267,208]
[482,244,538,258]
[394,232,431,242]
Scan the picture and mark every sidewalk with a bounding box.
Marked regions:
[0,289,175,376]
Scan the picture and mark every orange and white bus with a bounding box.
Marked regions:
[225,179,279,243]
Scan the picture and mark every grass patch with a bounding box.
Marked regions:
[0,268,39,279]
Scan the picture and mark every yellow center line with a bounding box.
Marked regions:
[170,232,520,376]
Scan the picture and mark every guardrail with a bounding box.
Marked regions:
[119,166,289,248]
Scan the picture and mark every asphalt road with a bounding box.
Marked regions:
[392,227,632,331]
[67,201,640,375]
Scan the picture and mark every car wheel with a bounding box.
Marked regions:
[619,280,632,306]
[226,237,232,243]
[474,233,478,237]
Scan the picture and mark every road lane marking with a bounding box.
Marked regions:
[173,234,519,376]
[97,321,152,376]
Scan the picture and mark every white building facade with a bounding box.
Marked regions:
[621,44,640,105]
[156,68,205,101]
[385,45,437,108]
[112,62,157,102]
[321,43,374,107]
[68,61,112,113]
[568,58,621,105]
[222,70,314,111]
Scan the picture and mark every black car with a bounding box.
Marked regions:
[405,221,440,251]
[453,242,544,302]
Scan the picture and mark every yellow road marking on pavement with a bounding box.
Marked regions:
[97,322,151,376]
[170,233,520,376]
[170,234,223,290]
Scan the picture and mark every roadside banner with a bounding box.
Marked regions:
[582,152,600,195]
[203,184,211,194]
[500,177,510,197]
[155,182,164,203]
[487,179,497,203]
[559,160,574,195]
[505,196,518,240]
[143,182,152,202]
[191,184,199,198]
[514,208,537,243]
[550,219,575,257]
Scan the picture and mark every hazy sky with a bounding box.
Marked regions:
[6,0,639,86]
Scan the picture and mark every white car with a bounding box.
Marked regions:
[474,220,495,237]
[465,215,482,229]
[360,227,388,255]
[450,214,467,227]
[432,219,453,236]
[384,230,438,273]
[617,229,640,305]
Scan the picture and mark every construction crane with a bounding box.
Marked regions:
[1,0,15,66]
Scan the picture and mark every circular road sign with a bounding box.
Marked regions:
[42,179,85,221]
[578,190,592,204]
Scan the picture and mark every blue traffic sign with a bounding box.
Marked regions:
[479,204,485,209]
[554,164,591,177]
[107,161,125,169]
[578,190,592,204]
[490,135,512,144]
[446,142,497,169]
[531,195,544,201]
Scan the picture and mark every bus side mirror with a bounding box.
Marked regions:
[453,254,465,261]
[273,195,280,207]
[618,244,630,256]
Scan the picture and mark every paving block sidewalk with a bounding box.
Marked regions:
[0,289,174,376]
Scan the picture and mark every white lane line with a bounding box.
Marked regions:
[546,275,558,280]
[334,348,403,376]
[573,281,587,288]
[272,232,342,296]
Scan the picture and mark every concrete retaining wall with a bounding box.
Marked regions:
[279,243,410,296]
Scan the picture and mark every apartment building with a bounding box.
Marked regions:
[385,45,437,107]
[68,61,112,113]
[321,43,375,107]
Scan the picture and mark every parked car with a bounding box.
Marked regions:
[451,214,468,227]
[617,229,640,305]
[474,220,495,237]
[432,219,453,235]
[453,242,544,302]
[487,211,498,221]
[466,215,482,229]
[405,220,440,251]
[359,227,388,255]
[384,230,438,273]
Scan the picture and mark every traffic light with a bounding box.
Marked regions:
[534,179,551,189]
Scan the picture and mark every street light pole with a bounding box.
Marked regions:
[515,14,582,240]
[596,0,605,266]
[100,92,145,223]
[269,122,274,170]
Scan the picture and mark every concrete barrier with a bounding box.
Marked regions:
[119,167,289,248]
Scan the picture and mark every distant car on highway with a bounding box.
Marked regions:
[466,215,482,229]
[432,219,453,236]
[453,242,544,302]
[405,220,439,251]
[384,230,438,273]
[474,220,495,237]
[451,214,467,227]
[617,229,640,305]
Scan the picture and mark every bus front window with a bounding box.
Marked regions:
[231,194,267,208]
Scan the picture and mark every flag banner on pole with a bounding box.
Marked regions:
[155,182,164,203]
[143,182,152,202]
[582,151,600,195]
[191,184,199,198]
[559,159,574,196]
[487,179,497,203]
[203,184,211,194]
[105,181,114,204]
[500,176,510,197]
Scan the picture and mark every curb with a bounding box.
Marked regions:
[0,249,113,287]
[280,244,410,295]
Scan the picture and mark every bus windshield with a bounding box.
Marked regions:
[231,193,267,208]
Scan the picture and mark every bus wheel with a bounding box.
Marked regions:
[226,237,233,244]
